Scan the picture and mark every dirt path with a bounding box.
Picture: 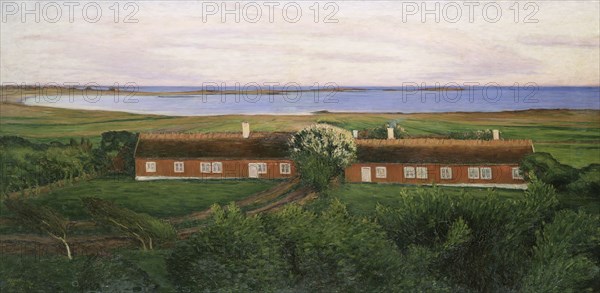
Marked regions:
[0,177,315,255]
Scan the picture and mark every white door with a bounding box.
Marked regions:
[361,167,371,182]
[248,163,259,178]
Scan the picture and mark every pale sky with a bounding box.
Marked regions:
[1,1,599,86]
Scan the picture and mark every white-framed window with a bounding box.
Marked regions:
[416,167,428,179]
[279,163,291,174]
[145,162,156,173]
[512,167,524,179]
[212,162,223,173]
[200,162,211,173]
[257,163,267,174]
[440,167,452,179]
[480,167,492,180]
[174,162,185,173]
[404,166,415,179]
[375,167,387,178]
[468,167,480,179]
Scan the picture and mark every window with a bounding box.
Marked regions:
[480,167,492,180]
[404,166,415,178]
[145,162,156,173]
[416,167,428,179]
[512,167,524,179]
[212,162,222,173]
[376,167,387,178]
[257,163,267,174]
[440,167,452,179]
[174,162,184,173]
[468,167,480,179]
[200,162,211,173]
[280,163,291,174]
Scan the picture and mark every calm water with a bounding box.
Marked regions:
[24,86,600,116]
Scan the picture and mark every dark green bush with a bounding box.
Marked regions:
[567,164,600,198]
[520,152,579,191]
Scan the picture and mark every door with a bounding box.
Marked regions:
[361,167,371,182]
[248,163,259,178]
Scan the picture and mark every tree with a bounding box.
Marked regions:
[167,203,287,292]
[520,152,578,191]
[82,197,176,250]
[4,199,72,259]
[289,124,356,190]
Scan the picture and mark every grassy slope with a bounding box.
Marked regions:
[0,178,277,220]
[1,102,599,167]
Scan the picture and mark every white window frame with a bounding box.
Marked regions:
[403,166,416,179]
[468,167,480,179]
[375,167,387,178]
[200,162,211,173]
[480,167,492,180]
[257,163,267,174]
[440,167,452,180]
[211,162,222,173]
[512,167,524,180]
[279,163,291,174]
[174,161,185,173]
[145,162,156,173]
[416,167,428,179]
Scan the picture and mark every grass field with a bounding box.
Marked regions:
[309,183,599,216]
[0,178,277,220]
[1,102,598,167]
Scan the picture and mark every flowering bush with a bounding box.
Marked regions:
[289,124,356,190]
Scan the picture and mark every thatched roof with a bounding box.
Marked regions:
[135,132,292,159]
[135,133,534,164]
[356,139,534,164]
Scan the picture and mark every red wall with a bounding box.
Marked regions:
[135,158,295,179]
[345,163,525,184]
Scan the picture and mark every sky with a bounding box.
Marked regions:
[1,1,599,86]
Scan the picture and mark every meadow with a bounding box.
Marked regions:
[0,178,276,221]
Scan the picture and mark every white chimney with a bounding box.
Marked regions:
[242,122,250,138]
[352,130,358,138]
[492,129,500,140]
[387,127,394,140]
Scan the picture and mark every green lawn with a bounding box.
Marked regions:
[1,178,277,220]
[310,183,599,216]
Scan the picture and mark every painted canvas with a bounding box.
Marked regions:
[1,1,599,292]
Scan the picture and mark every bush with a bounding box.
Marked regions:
[375,182,560,292]
[360,121,407,139]
[520,152,579,191]
[289,124,356,190]
[448,129,495,140]
[166,203,287,292]
[567,164,600,198]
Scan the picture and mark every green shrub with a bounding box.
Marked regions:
[520,152,579,191]
[166,203,287,292]
[567,164,600,198]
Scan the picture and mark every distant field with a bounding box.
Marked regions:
[311,184,599,216]
[0,178,277,220]
[1,101,598,167]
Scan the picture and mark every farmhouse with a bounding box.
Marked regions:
[134,123,296,180]
[134,123,534,188]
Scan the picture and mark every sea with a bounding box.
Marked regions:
[23,86,600,116]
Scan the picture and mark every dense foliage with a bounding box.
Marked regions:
[0,132,138,196]
[359,120,407,139]
[448,129,496,140]
[521,152,599,197]
[166,181,599,292]
[289,124,356,190]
